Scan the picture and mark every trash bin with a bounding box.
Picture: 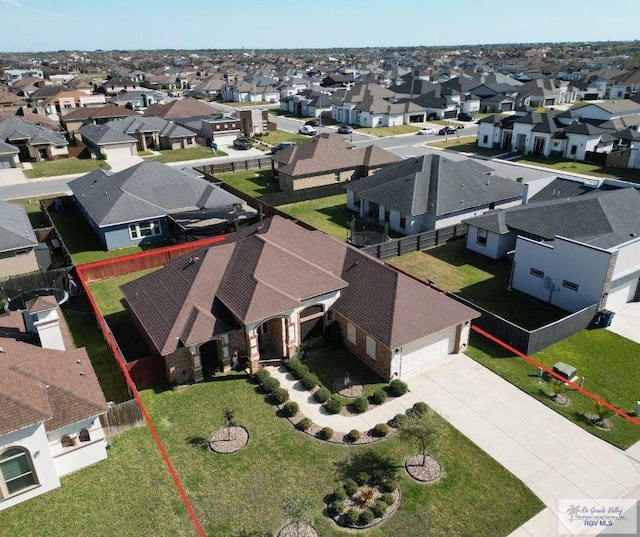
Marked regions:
[599,309,615,327]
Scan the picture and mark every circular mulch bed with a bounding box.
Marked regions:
[551,394,570,406]
[405,454,443,483]
[208,426,249,453]
[589,416,612,430]
[334,375,363,398]
[277,522,318,537]
[331,487,401,529]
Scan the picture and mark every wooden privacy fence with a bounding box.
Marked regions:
[99,399,145,437]
[361,224,468,259]
[125,355,166,389]
[39,197,74,267]
[0,267,74,299]
[258,182,346,206]
[196,157,272,176]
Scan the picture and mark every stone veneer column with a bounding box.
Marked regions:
[599,251,618,310]
[286,316,298,359]
[190,346,203,382]
[247,328,260,373]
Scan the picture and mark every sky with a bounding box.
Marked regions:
[0,0,639,53]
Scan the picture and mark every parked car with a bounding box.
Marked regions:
[299,125,318,135]
[457,112,475,122]
[438,126,457,135]
[304,119,320,126]
[233,137,252,150]
[416,127,435,135]
[338,124,353,134]
[271,141,295,154]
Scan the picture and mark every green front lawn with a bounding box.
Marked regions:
[354,124,420,137]
[279,194,353,240]
[467,330,640,450]
[217,169,279,197]
[24,158,111,179]
[387,241,567,329]
[427,136,504,157]
[517,156,640,184]
[256,129,308,145]
[430,119,464,128]
[145,146,227,163]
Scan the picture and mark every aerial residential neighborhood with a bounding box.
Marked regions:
[0,2,639,536]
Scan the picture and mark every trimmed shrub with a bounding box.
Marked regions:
[318,427,334,440]
[344,508,359,526]
[358,509,374,526]
[325,395,343,414]
[343,478,359,496]
[313,386,331,403]
[282,401,299,417]
[355,471,370,486]
[388,379,408,397]
[332,486,347,502]
[381,479,398,493]
[288,360,308,379]
[297,417,312,431]
[371,388,387,405]
[300,372,320,390]
[372,501,388,518]
[271,387,289,405]
[286,357,302,373]
[350,396,369,414]
[328,500,345,517]
[346,429,361,443]
[373,423,390,437]
[262,377,280,393]
[388,413,409,429]
[380,493,395,506]
[412,401,429,416]
[254,368,271,384]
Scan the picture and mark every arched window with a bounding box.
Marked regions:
[60,435,74,448]
[78,429,90,443]
[0,447,38,497]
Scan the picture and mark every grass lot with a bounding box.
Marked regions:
[427,136,503,157]
[9,195,58,228]
[24,158,111,179]
[387,240,567,329]
[354,124,420,137]
[430,119,464,128]
[256,129,308,145]
[0,427,197,537]
[517,155,640,183]
[217,169,279,197]
[279,194,353,240]
[145,146,227,163]
[467,330,640,450]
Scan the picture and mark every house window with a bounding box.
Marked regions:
[334,171,340,182]
[563,280,579,291]
[79,429,91,443]
[366,335,376,359]
[400,212,407,228]
[483,135,488,144]
[0,447,38,497]
[353,195,361,209]
[530,268,544,278]
[60,435,75,448]
[186,138,193,145]
[570,145,577,155]
[347,322,356,344]
[476,228,488,246]
[129,220,162,240]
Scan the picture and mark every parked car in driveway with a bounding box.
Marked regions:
[304,119,320,126]
[299,125,317,135]
[416,127,435,135]
[338,124,353,134]
[438,126,457,135]
[233,137,252,150]
[271,141,295,154]
[457,112,475,122]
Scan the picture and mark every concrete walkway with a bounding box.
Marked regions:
[609,302,640,345]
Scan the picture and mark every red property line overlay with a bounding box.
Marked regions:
[472,325,640,427]
[75,238,228,537]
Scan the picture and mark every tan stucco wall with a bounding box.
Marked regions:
[0,249,39,279]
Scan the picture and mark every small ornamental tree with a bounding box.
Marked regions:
[398,413,436,466]
[223,407,236,441]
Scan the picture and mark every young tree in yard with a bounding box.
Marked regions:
[223,407,236,441]
[398,413,436,466]
[283,495,314,536]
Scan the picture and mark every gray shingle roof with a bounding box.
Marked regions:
[346,154,524,216]
[107,116,195,139]
[0,200,38,252]
[77,123,137,145]
[0,139,18,154]
[0,116,67,146]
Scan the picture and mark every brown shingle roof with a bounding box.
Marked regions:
[61,103,138,121]
[144,97,223,118]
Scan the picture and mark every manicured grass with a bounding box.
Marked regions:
[222,100,274,107]
[256,129,308,145]
[427,136,503,156]
[430,119,464,127]
[467,330,640,450]
[354,124,420,137]
[517,155,640,183]
[217,169,279,197]
[279,194,353,240]
[0,427,197,537]
[387,240,567,329]
[138,372,543,536]
[9,195,63,228]
[23,158,111,179]
[145,146,227,163]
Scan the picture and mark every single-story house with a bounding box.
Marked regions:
[463,186,640,311]
[0,300,108,511]
[76,123,138,160]
[110,90,166,111]
[69,161,257,250]
[0,117,68,162]
[105,116,197,151]
[271,133,402,191]
[346,155,524,235]
[59,104,139,134]
[0,140,19,169]
[120,216,479,384]
[0,200,51,278]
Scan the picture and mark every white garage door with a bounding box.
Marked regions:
[103,145,134,159]
[0,156,14,169]
[400,326,457,376]
[606,278,639,310]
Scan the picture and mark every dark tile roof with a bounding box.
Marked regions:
[121,216,478,355]
[0,200,38,252]
[144,97,223,118]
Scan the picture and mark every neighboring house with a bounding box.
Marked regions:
[120,215,479,384]
[59,103,139,134]
[69,161,257,250]
[188,76,226,99]
[571,99,640,130]
[331,83,397,125]
[76,123,138,160]
[0,90,26,109]
[0,140,20,169]
[110,90,166,111]
[97,78,142,96]
[3,69,44,85]
[42,91,105,115]
[0,300,108,511]
[220,81,280,102]
[279,90,332,118]
[0,117,68,162]
[173,113,242,146]
[519,79,577,107]
[144,97,222,119]
[105,116,197,151]
[346,155,524,235]
[464,186,640,311]
[271,133,402,191]
[0,200,51,278]
[237,109,271,136]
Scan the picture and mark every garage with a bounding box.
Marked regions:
[606,276,639,310]
[0,155,15,169]
[102,144,135,159]
[400,326,457,376]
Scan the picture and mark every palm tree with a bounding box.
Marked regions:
[593,401,615,427]
[549,378,571,403]
[398,413,436,466]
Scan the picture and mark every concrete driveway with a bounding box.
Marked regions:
[0,167,27,186]
[609,302,640,344]
[406,354,640,536]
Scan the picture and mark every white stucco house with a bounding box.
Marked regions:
[464,186,640,312]
[0,298,108,510]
